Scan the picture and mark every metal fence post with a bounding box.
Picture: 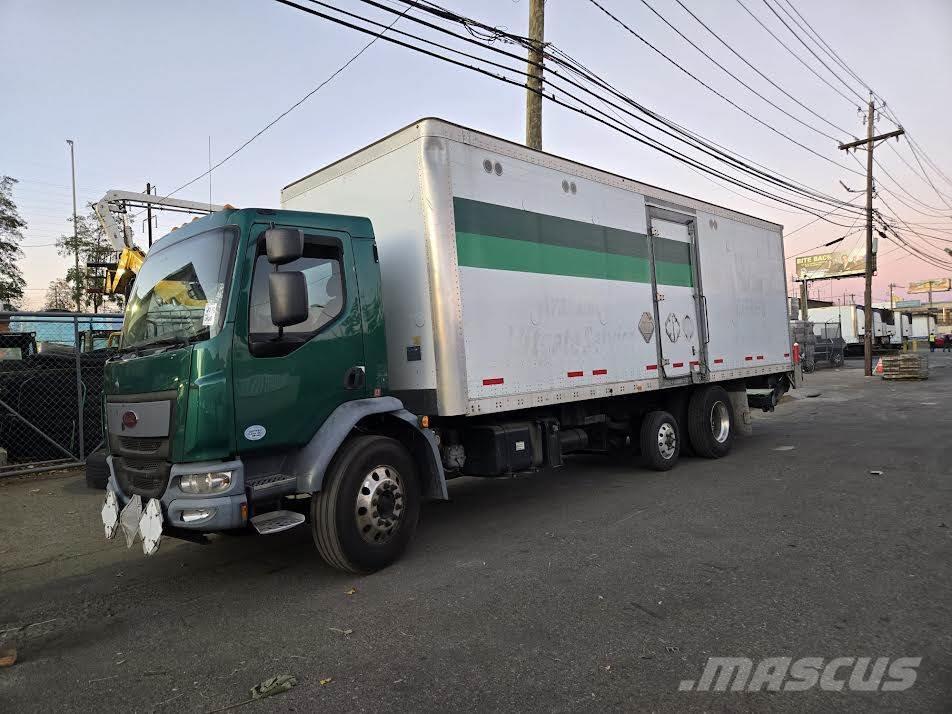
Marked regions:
[73,316,86,462]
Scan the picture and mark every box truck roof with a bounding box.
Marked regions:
[283,117,783,234]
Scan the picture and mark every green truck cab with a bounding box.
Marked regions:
[102,208,446,573]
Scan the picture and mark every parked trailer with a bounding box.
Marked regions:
[808,305,895,354]
[911,314,937,339]
[101,119,795,572]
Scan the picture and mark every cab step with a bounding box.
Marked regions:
[251,510,306,535]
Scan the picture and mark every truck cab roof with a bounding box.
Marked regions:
[150,207,374,250]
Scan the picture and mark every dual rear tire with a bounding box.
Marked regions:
[639,385,735,469]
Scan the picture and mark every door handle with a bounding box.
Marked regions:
[344,365,366,390]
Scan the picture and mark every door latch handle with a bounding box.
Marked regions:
[344,365,366,390]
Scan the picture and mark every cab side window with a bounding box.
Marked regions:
[248,236,344,351]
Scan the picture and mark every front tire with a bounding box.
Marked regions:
[312,435,420,573]
[687,385,734,459]
[639,410,680,471]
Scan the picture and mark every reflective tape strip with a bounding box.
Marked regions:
[483,377,504,386]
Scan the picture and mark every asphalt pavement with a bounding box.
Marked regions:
[1,353,950,712]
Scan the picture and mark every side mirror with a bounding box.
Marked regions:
[265,228,303,265]
[269,272,308,327]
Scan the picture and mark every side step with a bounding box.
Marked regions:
[251,510,306,535]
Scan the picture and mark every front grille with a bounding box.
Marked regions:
[114,456,170,499]
[119,436,163,454]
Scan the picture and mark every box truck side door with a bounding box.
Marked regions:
[649,213,702,379]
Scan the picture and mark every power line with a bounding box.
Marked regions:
[787,225,863,259]
[750,0,952,215]
[775,0,874,97]
[760,0,866,105]
[133,0,420,217]
[308,0,865,219]
[732,0,861,110]
[378,0,859,212]
[635,0,842,141]
[584,0,864,180]
[670,0,852,136]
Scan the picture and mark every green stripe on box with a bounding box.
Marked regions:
[456,232,651,282]
[452,196,692,285]
[454,197,650,258]
[655,260,694,287]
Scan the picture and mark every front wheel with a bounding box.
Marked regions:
[312,435,420,573]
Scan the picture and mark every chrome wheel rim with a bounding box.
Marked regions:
[355,465,405,544]
[657,422,677,460]
[710,401,731,443]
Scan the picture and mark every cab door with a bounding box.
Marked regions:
[231,224,367,453]
[649,211,704,379]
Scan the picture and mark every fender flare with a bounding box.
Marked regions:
[293,396,448,500]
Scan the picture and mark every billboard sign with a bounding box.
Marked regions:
[895,299,921,308]
[907,278,951,294]
[795,248,870,281]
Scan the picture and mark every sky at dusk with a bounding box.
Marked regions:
[1,0,950,310]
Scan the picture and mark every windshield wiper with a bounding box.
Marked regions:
[120,327,211,356]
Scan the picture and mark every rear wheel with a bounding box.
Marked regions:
[311,435,420,573]
[687,385,734,459]
[639,410,680,471]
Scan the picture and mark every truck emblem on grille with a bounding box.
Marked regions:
[121,411,138,430]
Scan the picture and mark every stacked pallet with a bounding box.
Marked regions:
[881,353,929,380]
[789,320,816,361]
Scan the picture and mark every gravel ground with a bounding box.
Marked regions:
[1,354,950,712]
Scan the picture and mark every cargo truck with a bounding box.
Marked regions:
[100,119,795,572]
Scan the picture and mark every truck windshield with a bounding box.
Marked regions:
[121,226,236,351]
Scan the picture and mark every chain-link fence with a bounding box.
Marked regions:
[0,312,123,477]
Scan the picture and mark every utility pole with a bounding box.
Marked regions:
[838,94,904,376]
[146,183,154,248]
[525,0,544,150]
[800,279,809,321]
[66,139,81,313]
[888,282,898,308]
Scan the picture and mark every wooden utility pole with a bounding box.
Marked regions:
[525,0,544,150]
[67,139,81,312]
[838,94,904,376]
[800,279,809,321]
[146,183,154,248]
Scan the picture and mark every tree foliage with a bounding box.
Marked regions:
[44,278,73,311]
[57,208,124,313]
[0,176,27,307]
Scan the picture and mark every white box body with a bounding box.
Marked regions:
[282,119,792,416]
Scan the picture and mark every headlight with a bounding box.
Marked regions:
[179,471,232,494]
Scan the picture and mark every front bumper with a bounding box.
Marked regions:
[107,455,248,532]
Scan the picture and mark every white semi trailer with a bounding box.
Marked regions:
[912,314,937,339]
